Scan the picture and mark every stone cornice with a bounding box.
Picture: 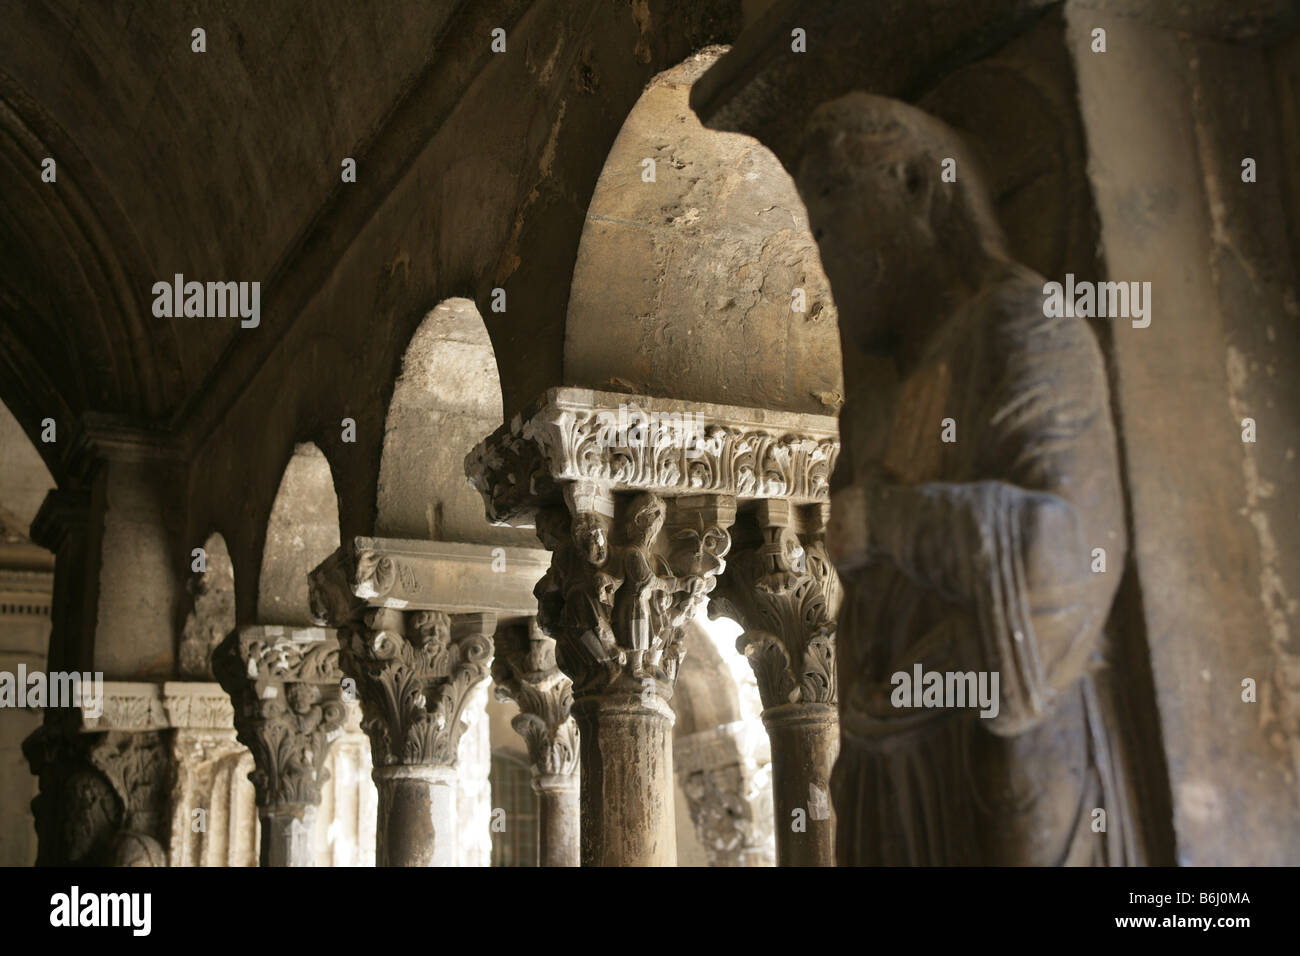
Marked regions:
[466,387,840,525]
[309,536,549,625]
[80,681,236,733]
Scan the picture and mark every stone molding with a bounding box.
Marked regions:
[466,387,840,525]
[309,536,549,624]
[80,681,235,732]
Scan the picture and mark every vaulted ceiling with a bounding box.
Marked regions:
[0,0,459,473]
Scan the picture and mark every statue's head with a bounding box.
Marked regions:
[796,93,1008,351]
[571,512,609,566]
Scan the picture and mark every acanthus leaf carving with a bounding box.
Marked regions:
[213,628,347,809]
[713,508,841,709]
[341,609,494,768]
[466,389,839,525]
[492,622,580,778]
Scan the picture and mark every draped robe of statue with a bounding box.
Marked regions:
[834,266,1138,865]
[801,94,1140,866]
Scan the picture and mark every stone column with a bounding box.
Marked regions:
[28,489,92,677]
[213,626,347,867]
[467,387,840,867]
[711,499,841,866]
[309,538,548,866]
[369,610,493,867]
[491,619,580,866]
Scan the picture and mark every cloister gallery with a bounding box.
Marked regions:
[0,0,1298,869]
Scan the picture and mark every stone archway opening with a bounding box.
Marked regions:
[565,47,843,417]
[377,297,527,547]
[177,531,235,679]
[672,612,775,867]
[258,442,341,626]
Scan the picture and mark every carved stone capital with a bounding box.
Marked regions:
[465,388,840,525]
[492,620,579,779]
[86,731,171,855]
[308,536,542,773]
[213,626,348,810]
[532,491,736,701]
[339,609,495,768]
[711,500,841,709]
[23,724,170,866]
[466,389,839,707]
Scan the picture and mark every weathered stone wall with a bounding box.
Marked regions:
[171,1,746,622]
[376,299,531,548]
[1067,7,1300,865]
[566,49,842,415]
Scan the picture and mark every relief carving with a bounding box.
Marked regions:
[712,503,841,710]
[466,390,839,525]
[213,629,347,810]
[492,621,580,778]
[532,492,734,700]
[341,609,494,767]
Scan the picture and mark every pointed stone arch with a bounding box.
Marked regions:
[257,443,341,625]
[177,531,236,679]
[377,298,530,546]
[565,48,843,416]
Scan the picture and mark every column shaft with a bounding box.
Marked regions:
[573,694,676,867]
[534,774,580,867]
[259,804,318,867]
[374,765,458,867]
[764,702,837,867]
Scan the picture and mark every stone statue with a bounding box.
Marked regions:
[797,93,1137,865]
